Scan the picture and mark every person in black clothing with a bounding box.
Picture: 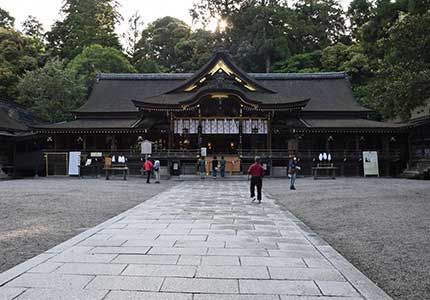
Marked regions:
[212,156,218,177]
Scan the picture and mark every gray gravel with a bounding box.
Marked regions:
[265,177,430,300]
[0,177,177,273]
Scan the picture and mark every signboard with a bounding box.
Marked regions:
[363,151,379,177]
[90,152,102,158]
[201,147,207,157]
[68,151,81,176]
[141,140,152,154]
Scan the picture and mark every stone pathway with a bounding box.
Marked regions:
[0,181,392,300]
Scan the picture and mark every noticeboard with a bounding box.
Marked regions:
[201,147,207,157]
[141,140,152,154]
[68,151,81,176]
[363,151,379,177]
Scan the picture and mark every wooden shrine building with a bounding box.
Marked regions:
[34,49,410,177]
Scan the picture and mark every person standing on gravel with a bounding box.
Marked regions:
[247,156,265,204]
[288,156,300,190]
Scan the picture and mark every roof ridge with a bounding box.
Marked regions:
[96,72,347,81]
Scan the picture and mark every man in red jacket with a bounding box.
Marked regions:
[144,158,153,184]
[247,156,265,204]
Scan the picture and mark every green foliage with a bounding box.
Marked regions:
[275,51,322,73]
[0,7,14,28]
[68,44,136,93]
[0,28,41,100]
[347,0,373,40]
[292,0,348,52]
[17,59,85,122]
[230,2,292,72]
[133,17,192,72]
[21,15,44,40]
[46,0,122,60]
[360,12,430,120]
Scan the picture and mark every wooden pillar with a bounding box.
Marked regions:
[83,134,87,152]
[382,135,390,177]
[267,113,272,152]
[355,135,360,176]
[168,112,174,150]
[238,106,243,156]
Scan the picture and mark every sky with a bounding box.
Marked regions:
[0,0,351,44]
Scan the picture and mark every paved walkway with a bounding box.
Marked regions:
[0,181,392,300]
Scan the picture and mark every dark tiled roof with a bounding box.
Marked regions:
[79,71,367,114]
[302,118,406,129]
[0,100,42,132]
[34,118,139,129]
[0,109,28,132]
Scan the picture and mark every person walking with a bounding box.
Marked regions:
[247,156,265,204]
[153,159,160,183]
[288,156,300,190]
[220,156,226,178]
[212,156,218,178]
[197,156,206,179]
[144,158,153,184]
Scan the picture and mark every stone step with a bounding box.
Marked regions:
[176,175,249,181]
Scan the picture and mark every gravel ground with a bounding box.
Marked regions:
[0,177,177,273]
[265,177,430,300]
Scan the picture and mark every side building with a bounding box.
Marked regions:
[33,49,409,177]
[0,100,44,177]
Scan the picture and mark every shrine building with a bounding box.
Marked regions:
[34,49,410,177]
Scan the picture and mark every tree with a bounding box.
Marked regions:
[0,28,41,100]
[68,44,136,94]
[292,0,348,53]
[175,29,217,72]
[360,12,430,120]
[21,15,44,40]
[134,17,191,72]
[347,0,373,40]
[17,59,85,122]
[230,2,291,72]
[124,11,144,59]
[190,0,249,26]
[274,51,322,73]
[46,0,122,60]
[0,7,14,28]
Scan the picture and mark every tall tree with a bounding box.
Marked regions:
[125,11,144,59]
[0,7,14,28]
[0,28,41,100]
[134,17,191,72]
[292,0,348,53]
[347,0,373,40]
[230,1,291,72]
[46,0,122,60]
[68,44,136,94]
[175,29,217,72]
[21,15,44,40]
[360,12,430,120]
[17,58,85,122]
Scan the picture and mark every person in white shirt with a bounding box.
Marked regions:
[153,160,161,183]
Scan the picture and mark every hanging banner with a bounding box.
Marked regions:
[68,152,81,176]
[363,151,379,177]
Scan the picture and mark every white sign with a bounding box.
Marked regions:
[363,151,379,177]
[201,147,207,157]
[141,140,152,154]
[68,152,81,176]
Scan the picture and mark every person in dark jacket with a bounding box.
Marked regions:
[212,156,218,177]
[288,156,300,190]
[247,156,265,203]
[220,156,226,178]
